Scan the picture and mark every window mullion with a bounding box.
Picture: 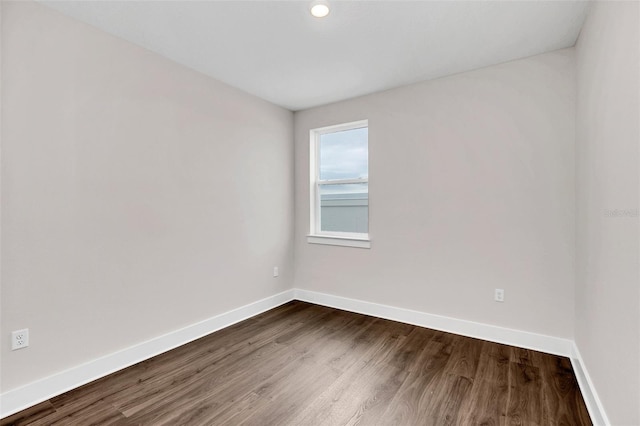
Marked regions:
[318,178,368,186]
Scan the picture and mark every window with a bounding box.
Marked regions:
[309,120,370,248]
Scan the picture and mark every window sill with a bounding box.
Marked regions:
[307,235,371,249]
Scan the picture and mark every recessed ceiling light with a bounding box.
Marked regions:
[310,0,330,18]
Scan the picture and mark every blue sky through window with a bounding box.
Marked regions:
[319,127,368,181]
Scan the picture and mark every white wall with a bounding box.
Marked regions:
[294,49,576,339]
[0,1,294,392]
[575,2,640,424]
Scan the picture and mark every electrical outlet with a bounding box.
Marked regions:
[273,266,279,277]
[11,329,29,350]
[494,289,505,302]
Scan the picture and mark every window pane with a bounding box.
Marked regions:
[319,183,368,233]
[319,127,368,181]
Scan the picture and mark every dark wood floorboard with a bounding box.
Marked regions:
[1,301,592,426]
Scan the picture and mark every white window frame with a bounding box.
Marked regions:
[308,120,370,249]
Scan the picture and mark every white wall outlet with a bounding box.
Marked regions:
[494,288,505,302]
[273,266,279,277]
[11,329,29,350]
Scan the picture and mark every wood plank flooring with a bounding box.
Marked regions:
[2,301,592,425]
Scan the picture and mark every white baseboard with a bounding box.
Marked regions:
[0,289,295,419]
[570,343,610,426]
[2,288,603,424]
[294,289,573,357]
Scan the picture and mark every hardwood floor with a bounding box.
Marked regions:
[2,301,592,425]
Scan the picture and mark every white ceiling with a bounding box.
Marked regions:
[40,1,590,111]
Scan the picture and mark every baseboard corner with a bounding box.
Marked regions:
[570,342,610,426]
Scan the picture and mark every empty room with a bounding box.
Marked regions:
[1,0,638,425]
